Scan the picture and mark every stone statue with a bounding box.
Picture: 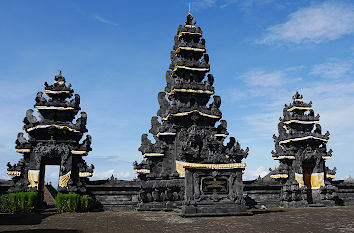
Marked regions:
[157,92,170,118]
[35,92,47,105]
[314,124,322,134]
[24,109,37,125]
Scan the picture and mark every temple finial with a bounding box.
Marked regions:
[189,0,191,14]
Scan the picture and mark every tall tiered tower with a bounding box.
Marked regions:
[134,13,249,215]
[270,91,337,207]
[7,71,94,196]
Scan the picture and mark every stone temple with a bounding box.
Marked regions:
[133,13,249,216]
[1,13,353,213]
[269,91,337,207]
[6,71,94,205]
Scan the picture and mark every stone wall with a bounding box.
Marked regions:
[243,180,282,208]
[0,179,11,195]
[333,180,354,205]
[86,179,141,211]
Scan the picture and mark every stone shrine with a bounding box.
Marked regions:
[6,71,94,203]
[134,13,249,216]
[270,91,337,207]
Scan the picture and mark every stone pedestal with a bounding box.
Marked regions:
[182,167,248,216]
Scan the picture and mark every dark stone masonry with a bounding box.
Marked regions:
[1,13,354,215]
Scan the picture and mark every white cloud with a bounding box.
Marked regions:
[116,171,130,179]
[92,169,115,179]
[309,60,354,79]
[240,69,286,87]
[244,112,279,137]
[91,169,132,180]
[93,15,118,26]
[244,166,269,180]
[191,0,218,10]
[259,2,354,44]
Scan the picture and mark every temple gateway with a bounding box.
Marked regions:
[6,71,94,205]
[1,13,354,213]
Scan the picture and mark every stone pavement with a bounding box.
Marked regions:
[0,206,353,233]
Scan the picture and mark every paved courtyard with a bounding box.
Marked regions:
[0,206,353,233]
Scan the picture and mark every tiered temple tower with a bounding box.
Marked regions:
[134,13,249,215]
[7,71,94,196]
[270,91,337,207]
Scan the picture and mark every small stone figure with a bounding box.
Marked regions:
[149,117,161,135]
[23,109,37,125]
[15,132,28,148]
[209,95,221,111]
[70,94,80,108]
[157,92,170,118]
[35,92,47,105]
[314,124,322,134]
[206,73,214,87]
[278,118,287,138]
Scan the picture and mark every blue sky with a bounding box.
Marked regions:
[1,0,354,188]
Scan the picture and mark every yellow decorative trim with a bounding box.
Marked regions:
[142,153,164,157]
[214,134,228,137]
[162,110,221,120]
[176,160,245,177]
[175,47,206,53]
[54,81,65,85]
[178,32,202,37]
[59,171,71,187]
[327,174,336,179]
[79,172,93,177]
[311,173,325,189]
[322,156,332,159]
[173,66,210,72]
[279,136,328,144]
[168,88,214,96]
[134,169,150,174]
[292,99,303,102]
[7,171,21,176]
[27,124,81,133]
[28,170,40,188]
[157,132,176,137]
[295,173,304,187]
[44,90,71,96]
[184,25,195,28]
[35,106,75,111]
[287,106,312,111]
[16,148,31,153]
[272,156,295,160]
[284,120,319,124]
[71,150,88,155]
[270,174,288,179]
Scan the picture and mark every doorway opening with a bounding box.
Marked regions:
[39,165,59,208]
[302,161,314,204]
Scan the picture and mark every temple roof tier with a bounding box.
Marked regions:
[162,109,221,121]
[278,134,329,145]
[272,155,296,160]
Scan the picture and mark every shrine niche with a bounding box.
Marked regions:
[134,13,249,216]
[6,71,94,202]
[269,91,337,207]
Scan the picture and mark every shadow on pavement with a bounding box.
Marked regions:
[1,230,81,233]
[0,213,56,225]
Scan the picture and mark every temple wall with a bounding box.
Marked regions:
[86,180,141,211]
[333,180,354,205]
[243,180,282,208]
[0,179,11,195]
